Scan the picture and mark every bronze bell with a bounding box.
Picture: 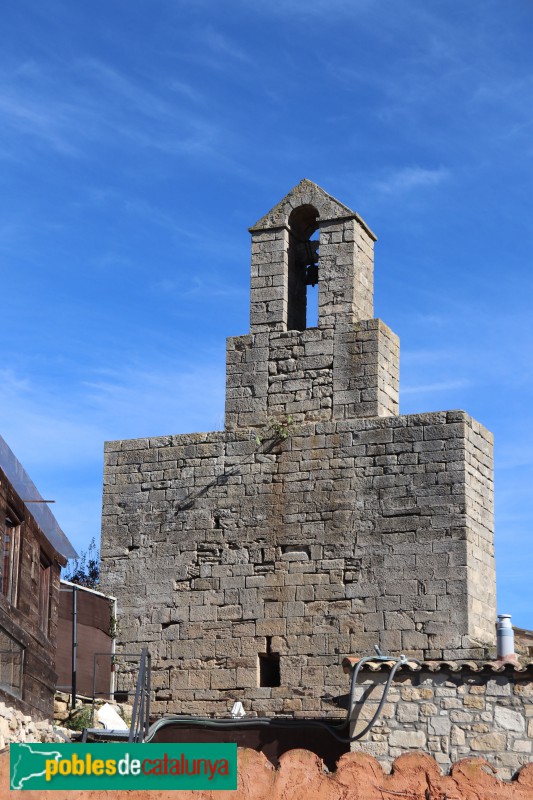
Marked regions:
[306,263,318,287]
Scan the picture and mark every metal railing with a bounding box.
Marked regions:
[84,649,151,742]
[129,648,151,742]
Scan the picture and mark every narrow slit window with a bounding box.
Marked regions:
[258,636,281,687]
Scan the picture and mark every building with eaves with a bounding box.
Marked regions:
[0,435,77,719]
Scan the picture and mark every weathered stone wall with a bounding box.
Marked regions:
[349,665,533,779]
[100,179,497,719]
[225,319,399,432]
[465,420,496,644]
[101,408,495,718]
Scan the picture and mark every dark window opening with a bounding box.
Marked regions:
[287,205,319,331]
[39,551,51,636]
[214,515,221,529]
[258,636,281,687]
[281,544,310,559]
[1,508,21,606]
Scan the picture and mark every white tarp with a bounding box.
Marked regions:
[0,435,77,560]
[96,703,129,731]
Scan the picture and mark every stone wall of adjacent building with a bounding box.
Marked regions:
[349,664,533,779]
[100,179,497,719]
[515,627,533,660]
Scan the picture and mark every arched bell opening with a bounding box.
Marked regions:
[287,205,319,330]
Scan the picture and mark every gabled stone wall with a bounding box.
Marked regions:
[101,180,497,718]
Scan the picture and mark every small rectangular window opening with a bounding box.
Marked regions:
[258,636,281,687]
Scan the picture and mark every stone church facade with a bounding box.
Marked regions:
[100,180,496,719]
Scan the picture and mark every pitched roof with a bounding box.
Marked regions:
[249,178,376,239]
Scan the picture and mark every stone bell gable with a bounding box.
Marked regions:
[249,178,375,331]
[226,179,398,431]
[100,181,496,718]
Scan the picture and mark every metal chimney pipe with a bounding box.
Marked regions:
[496,614,514,659]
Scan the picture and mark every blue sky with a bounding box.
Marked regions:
[1,1,532,627]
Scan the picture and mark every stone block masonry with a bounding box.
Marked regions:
[100,179,497,719]
[345,661,533,780]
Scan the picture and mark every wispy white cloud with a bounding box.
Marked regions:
[150,274,247,299]
[412,314,448,327]
[81,362,226,439]
[496,439,533,471]
[0,359,226,468]
[239,0,375,17]
[0,369,31,394]
[0,56,223,160]
[76,189,249,268]
[470,75,533,143]
[0,372,105,468]
[401,349,457,365]
[402,379,470,395]
[0,358,226,550]
[375,166,450,195]
[0,91,81,156]
[169,80,206,105]
[200,28,251,63]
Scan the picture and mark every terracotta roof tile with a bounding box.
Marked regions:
[341,656,533,677]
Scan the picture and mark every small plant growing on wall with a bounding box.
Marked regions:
[255,415,294,446]
[108,615,118,639]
